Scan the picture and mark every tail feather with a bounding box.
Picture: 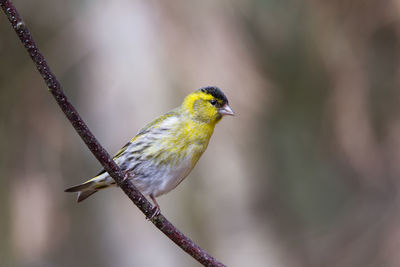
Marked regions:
[64,181,96,193]
[77,189,98,202]
[65,181,98,202]
[65,173,114,202]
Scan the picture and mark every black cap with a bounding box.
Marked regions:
[199,86,228,105]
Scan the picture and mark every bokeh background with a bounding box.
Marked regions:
[1,0,400,266]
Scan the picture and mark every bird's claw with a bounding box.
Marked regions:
[147,194,161,220]
[149,205,160,220]
[122,171,132,182]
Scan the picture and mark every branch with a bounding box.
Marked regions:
[0,1,225,266]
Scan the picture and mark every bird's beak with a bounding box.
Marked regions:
[219,104,235,116]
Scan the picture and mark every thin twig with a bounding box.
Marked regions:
[0,1,225,266]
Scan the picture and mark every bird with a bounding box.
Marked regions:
[65,86,234,217]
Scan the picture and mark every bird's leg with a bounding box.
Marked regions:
[122,170,133,182]
[149,194,160,219]
[115,171,134,187]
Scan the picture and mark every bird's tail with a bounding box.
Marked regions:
[65,172,114,202]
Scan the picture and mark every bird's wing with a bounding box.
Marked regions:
[136,108,180,136]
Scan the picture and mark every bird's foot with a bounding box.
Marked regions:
[149,205,160,220]
[148,194,161,220]
[122,171,133,182]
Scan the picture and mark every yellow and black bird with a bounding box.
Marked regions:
[65,86,234,216]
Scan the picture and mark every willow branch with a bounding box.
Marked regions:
[0,1,225,266]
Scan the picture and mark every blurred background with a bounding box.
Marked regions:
[1,0,400,266]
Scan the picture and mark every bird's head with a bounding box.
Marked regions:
[182,86,234,124]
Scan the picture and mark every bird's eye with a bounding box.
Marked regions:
[210,99,217,106]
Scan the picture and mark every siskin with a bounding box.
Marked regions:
[65,86,234,217]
